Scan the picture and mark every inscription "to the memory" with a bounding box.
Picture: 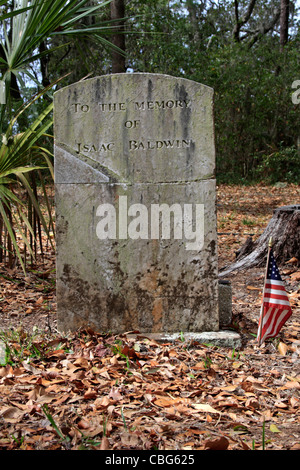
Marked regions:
[73,99,191,113]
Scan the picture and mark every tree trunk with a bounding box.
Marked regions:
[219,205,300,277]
[39,41,50,88]
[110,0,126,73]
[232,0,257,42]
[280,0,289,51]
[186,0,202,44]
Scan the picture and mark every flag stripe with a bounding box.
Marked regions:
[260,307,292,342]
[264,308,281,338]
[264,288,288,296]
[264,294,290,305]
[257,248,292,345]
[265,280,284,286]
[265,282,285,290]
[265,287,287,297]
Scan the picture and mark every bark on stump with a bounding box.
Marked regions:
[219,205,300,277]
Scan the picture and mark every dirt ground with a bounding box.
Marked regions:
[0,184,299,450]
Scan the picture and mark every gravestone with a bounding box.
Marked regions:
[54,73,219,334]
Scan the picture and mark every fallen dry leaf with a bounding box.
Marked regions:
[278,342,289,355]
[286,257,298,265]
[204,436,229,450]
[192,403,221,414]
[100,436,110,450]
[290,271,300,281]
[270,424,281,433]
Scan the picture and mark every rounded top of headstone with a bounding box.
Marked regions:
[54,72,214,94]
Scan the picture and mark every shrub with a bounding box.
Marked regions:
[256,145,300,183]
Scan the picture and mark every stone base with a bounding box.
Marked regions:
[127,330,241,349]
[218,280,232,327]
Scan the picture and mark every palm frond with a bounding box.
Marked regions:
[0,0,113,93]
[0,76,65,272]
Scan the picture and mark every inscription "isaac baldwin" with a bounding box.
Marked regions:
[76,139,193,154]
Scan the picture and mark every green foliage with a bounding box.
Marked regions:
[256,145,300,183]
[42,404,71,447]
[111,340,131,371]
[192,39,300,183]
[0,0,113,104]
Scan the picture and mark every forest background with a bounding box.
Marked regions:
[52,0,300,185]
[2,0,300,184]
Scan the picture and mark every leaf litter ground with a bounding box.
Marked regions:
[0,184,299,450]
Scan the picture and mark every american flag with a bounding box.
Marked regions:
[257,248,292,345]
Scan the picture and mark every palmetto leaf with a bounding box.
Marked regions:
[0,0,113,91]
[0,76,65,272]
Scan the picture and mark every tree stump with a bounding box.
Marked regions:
[219,205,300,277]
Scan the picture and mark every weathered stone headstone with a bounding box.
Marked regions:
[54,73,219,334]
